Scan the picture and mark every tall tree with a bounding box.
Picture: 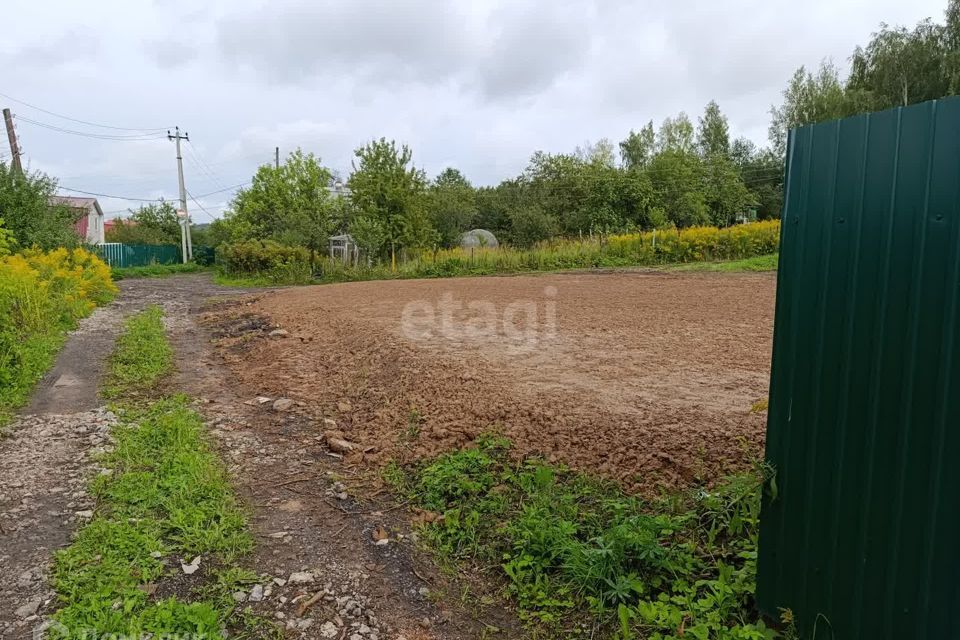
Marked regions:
[619,122,656,170]
[848,19,948,109]
[647,148,709,228]
[768,62,853,156]
[348,138,433,264]
[656,113,697,154]
[223,149,335,262]
[697,101,731,158]
[426,168,476,247]
[574,138,617,167]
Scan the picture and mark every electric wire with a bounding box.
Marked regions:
[0,91,170,132]
[16,116,168,141]
[58,186,170,202]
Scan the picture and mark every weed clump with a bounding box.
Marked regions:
[399,437,775,639]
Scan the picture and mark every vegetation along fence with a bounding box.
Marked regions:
[758,96,960,637]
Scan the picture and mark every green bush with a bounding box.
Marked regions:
[0,247,116,424]
[218,240,311,284]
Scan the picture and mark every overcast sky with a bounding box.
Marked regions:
[0,0,947,221]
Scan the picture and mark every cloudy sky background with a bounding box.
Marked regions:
[0,0,947,221]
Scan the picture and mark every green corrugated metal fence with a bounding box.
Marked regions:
[97,243,181,267]
[758,97,960,637]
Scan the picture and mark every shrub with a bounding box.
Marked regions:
[218,240,311,284]
[219,221,781,285]
[0,247,116,422]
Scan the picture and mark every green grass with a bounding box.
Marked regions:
[111,262,208,281]
[215,253,781,289]
[50,307,270,638]
[669,253,779,273]
[392,436,779,639]
[0,330,67,428]
[102,306,172,399]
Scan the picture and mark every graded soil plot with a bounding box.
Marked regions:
[209,271,776,493]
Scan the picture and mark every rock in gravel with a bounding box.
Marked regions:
[326,435,356,454]
[249,584,264,602]
[288,571,315,584]
[323,417,337,428]
[268,328,289,338]
[337,400,353,413]
[181,556,201,575]
[272,398,295,412]
[15,598,42,618]
[319,622,339,638]
[232,591,247,603]
[256,396,273,405]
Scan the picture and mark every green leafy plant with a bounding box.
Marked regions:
[398,438,777,638]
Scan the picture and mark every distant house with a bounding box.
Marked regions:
[49,196,105,244]
[103,217,127,236]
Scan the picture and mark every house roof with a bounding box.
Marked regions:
[49,196,104,217]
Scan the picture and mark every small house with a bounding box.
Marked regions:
[49,196,105,244]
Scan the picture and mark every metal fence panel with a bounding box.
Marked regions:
[96,243,182,268]
[757,96,960,638]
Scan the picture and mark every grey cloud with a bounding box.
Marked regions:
[1,30,97,69]
[217,0,475,84]
[147,39,199,69]
[215,0,591,100]
[473,3,592,99]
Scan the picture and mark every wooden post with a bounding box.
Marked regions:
[3,108,23,174]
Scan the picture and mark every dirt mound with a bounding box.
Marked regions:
[206,271,775,494]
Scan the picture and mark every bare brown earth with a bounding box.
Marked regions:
[209,271,776,494]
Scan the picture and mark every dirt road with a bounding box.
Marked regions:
[1,274,516,639]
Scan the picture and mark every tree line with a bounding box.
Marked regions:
[208,99,779,264]
[3,0,959,257]
[207,0,960,261]
[770,0,960,155]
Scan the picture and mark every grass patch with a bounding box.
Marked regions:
[669,253,779,273]
[215,254,780,289]
[0,330,67,428]
[102,306,172,399]
[50,307,269,638]
[394,436,779,639]
[52,396,254,637]
[111,262,208,281]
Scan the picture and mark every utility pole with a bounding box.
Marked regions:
[3,108,23,174]
[167,127,192,262]
[275,146,280,169]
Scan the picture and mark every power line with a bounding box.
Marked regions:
[58,186,170,202]
[193,182,249,199]
[0,91,169,132]
[185,140,228,190]
[16,116,168,141]
[185,188,218,221]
